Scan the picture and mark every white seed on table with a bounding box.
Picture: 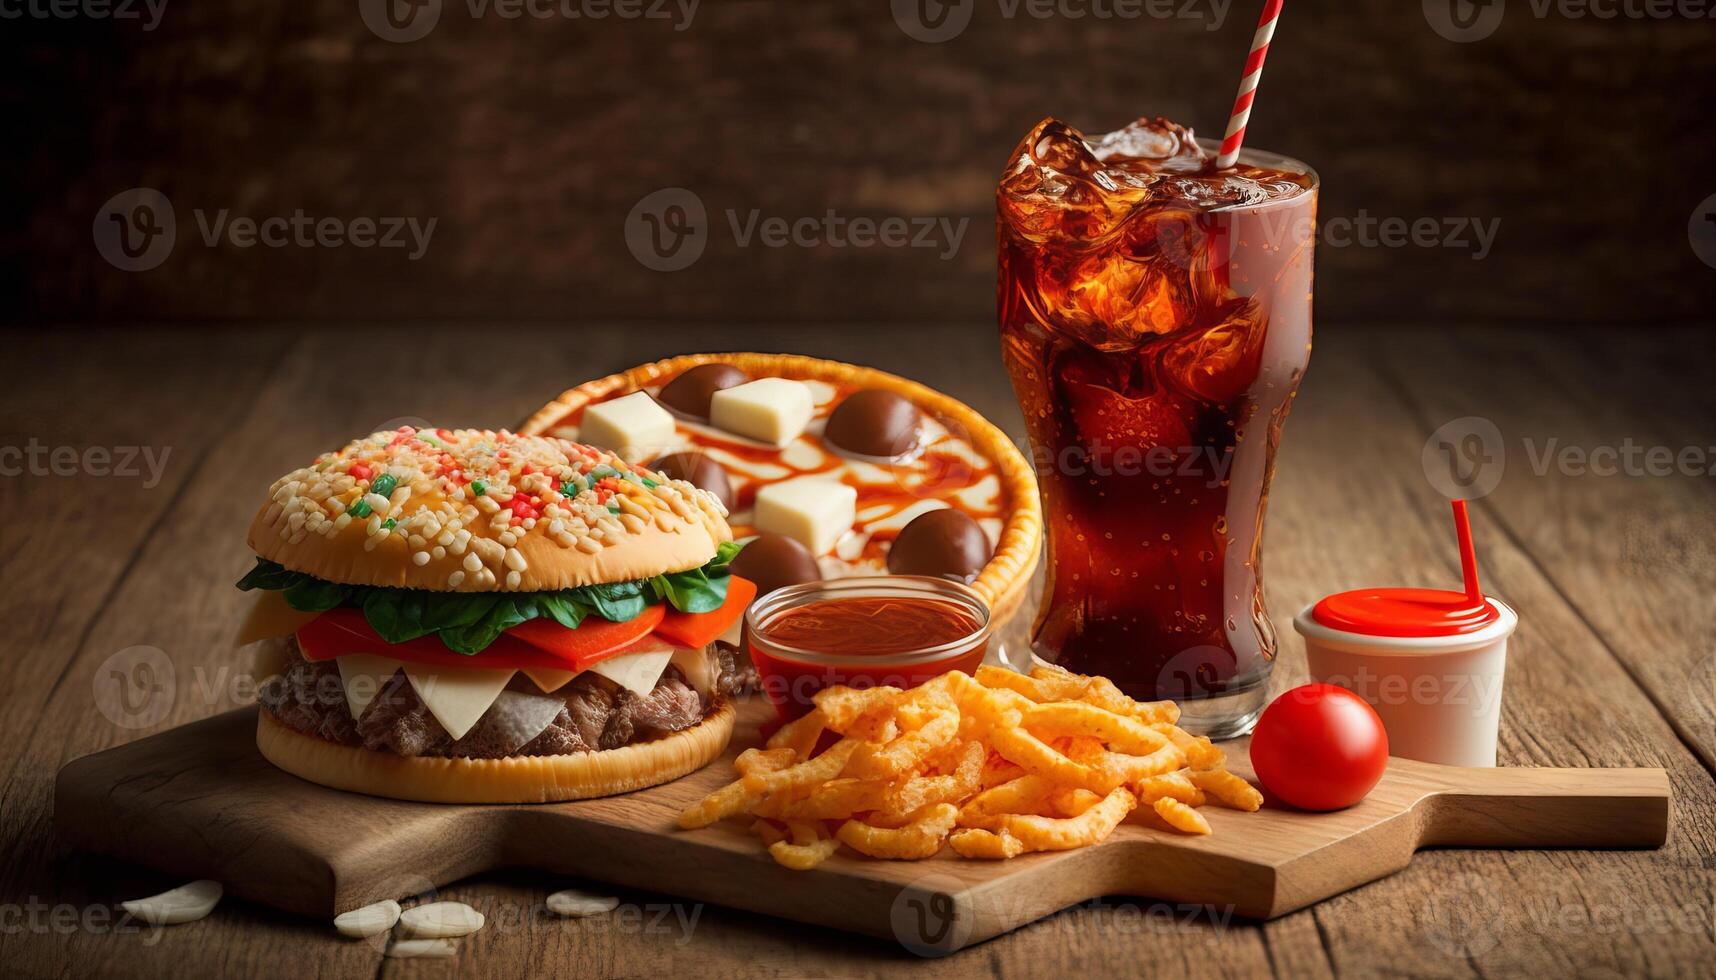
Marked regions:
[398,901,485,939]
[120,879,222,925]
[545,890,620,918]
[333,899,400,938]
[386,938,459,959]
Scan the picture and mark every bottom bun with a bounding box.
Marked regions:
[256,700,735,804]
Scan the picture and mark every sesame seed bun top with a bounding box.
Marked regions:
[246,427,732,592]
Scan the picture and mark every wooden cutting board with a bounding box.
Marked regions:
[54,698,1670,953]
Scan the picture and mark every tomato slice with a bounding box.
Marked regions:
[654,576,757,650]
[505,604,665,671]
[296,604,664,673]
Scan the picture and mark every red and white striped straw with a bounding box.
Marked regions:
[1214,0,1285,170]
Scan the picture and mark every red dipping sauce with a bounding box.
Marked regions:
[747,576,991,719]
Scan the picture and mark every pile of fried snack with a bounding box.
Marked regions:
[678,665,1263,869]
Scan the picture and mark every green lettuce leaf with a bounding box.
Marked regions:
[231,537,749,656]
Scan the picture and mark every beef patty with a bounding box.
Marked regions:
[259,637,756,759]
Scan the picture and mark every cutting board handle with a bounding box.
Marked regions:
[1414,764,1671,849]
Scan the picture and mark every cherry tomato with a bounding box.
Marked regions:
[1249,683,1388,811]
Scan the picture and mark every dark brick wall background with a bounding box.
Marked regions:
[3,1,1713,325]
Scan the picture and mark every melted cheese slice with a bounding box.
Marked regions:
[335,653,406,721]
[717,616,744,648]
[236,590,323,646]
[518,667,579,694]
[586,637,675,696]
[669,646,715,697]
[402,664,517,740]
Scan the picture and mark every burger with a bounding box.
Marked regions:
[238,427,756,803]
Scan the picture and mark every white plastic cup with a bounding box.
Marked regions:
[1292,599,1518,767]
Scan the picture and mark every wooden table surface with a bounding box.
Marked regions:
[3,323,1712,978]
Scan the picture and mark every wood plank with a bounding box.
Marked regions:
[1369,325,1716,773]
[13,7,1714,326]
[6,323,1712,978]
[53,701,1668,936]
[0,327,368,980]
[0,327,381,980]
[1257,332,1716,978]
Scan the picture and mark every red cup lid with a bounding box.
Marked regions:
[1311,587,1501,638]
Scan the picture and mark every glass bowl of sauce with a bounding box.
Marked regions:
[746,576,992,719]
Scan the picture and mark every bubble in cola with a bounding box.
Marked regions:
[998,116,1316,713]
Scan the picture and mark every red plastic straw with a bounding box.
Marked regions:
[1452,499,1483,603]
[1214,0,1285,170]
